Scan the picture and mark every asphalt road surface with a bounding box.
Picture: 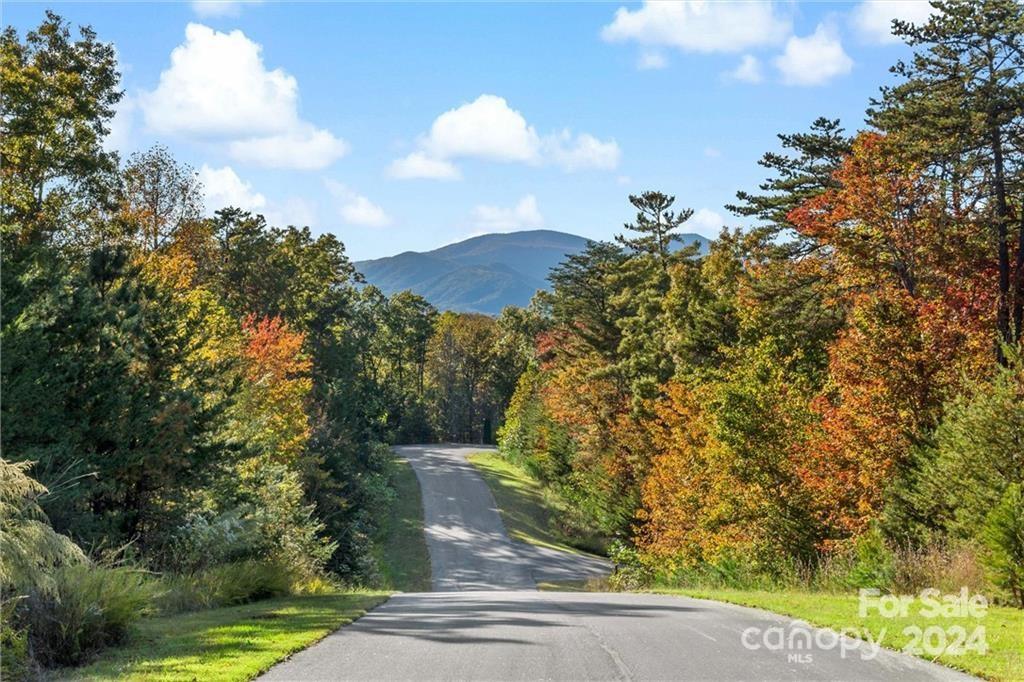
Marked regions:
[261,444,973,681]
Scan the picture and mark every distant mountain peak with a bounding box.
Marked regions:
[355,229,710,314]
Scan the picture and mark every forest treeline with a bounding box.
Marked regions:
[500,0,1024,604]
[2,0,1024,675]
[0,12,533,674]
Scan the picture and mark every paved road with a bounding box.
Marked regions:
[262,444,973,681]
[396,444,610,590]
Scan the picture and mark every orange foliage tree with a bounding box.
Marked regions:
[237,314,313,465]
[787,133,996,543]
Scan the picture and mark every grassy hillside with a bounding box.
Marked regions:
[467,451,608,556]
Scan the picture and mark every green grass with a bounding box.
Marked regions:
[57,591,388,682]
[377,457,432,592]
[654,587,1023,681]
[467,451,606,556]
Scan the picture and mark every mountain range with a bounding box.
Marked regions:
[355,229,710,314]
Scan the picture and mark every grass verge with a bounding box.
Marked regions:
[655,587,1023,681]
[377,457,431,592]
[57,591,388,682]
[467,451,606,556]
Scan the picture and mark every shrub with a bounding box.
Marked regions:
[1,458,89,676]
[239,459,336,579]
[24,564,157,668]
[165,509,262,573]
[1,596,31,680]
[607,540,654,591]
[981,483,1024,608]
[157,560,293,614]
[843,527,895,589]
[889,543,986,596]
[0,458,86,595]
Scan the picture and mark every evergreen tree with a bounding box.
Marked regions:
[727,117,851,255]
[727,119,852,379]
[615,191,695,266]
[547,240,628,362]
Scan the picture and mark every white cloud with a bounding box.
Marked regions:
[637,51,668,70]
[544,131,621,172]
[141,24,347,170]
[602,1,790,54]
[142,24,296,137]
[774,25,853,86]
[689,207,724,237]
[198,164,266,214]
[617,175,632,186]
[388,151,461,180]
[263,197,318,228]
[727,54,763,84]
[851,0,935,44]
[341,196,391,228]
[703,146,722,158]
[325,180,392,228]
[472,195,544,232]
[424,94,541,164]
[228,124,349,170]
[391,94,618,179]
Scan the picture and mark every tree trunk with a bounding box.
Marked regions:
[990,124,1012,362]
[1014,210,1024,341]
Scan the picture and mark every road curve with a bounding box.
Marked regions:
[397,444,611,590]
[261,445,973,681]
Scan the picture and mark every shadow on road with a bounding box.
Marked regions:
[349,592,703,646]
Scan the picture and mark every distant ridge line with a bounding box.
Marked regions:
[355,229,710,314]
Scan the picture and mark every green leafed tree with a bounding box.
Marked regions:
[0,12,122,250]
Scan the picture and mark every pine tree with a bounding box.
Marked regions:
[615,191,695,266]
[547,240,628,362]
[727,117,852,256]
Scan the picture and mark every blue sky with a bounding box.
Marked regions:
[6,1,933,261]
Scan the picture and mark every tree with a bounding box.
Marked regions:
[120,145,203,253]
[612,193,700,402]
[787,132,950,298]
[547,240,628,363]
[727,117,851,250]
[981,483,1024,607]
[664,230,742,373]
[1,248,226,549]
[912,352,1024,540]
[490,305,546,418]
[234,315,312,466]
[869,0,1024,352]
[382,291,437,395]
[798,289,943,542]
[639,340,820,567]
[727,118,852,380]
[425,313,499,442]
[615,191,694,266]
[0,12,121,250]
